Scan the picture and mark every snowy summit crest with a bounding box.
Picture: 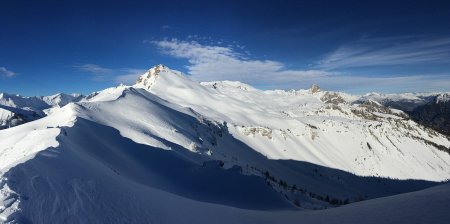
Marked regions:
[135,64,192,91]
[135,64,170,89]
[136,64,167,82]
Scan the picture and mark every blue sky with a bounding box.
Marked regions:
[1,0,450,96]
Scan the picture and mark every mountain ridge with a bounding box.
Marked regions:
[1,64,450,223]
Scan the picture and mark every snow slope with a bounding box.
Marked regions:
[1,64,450,223]
[2,137,449,224]
[0,105,448,222]
[135,65,450,181]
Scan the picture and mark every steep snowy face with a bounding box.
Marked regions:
[131,65,450,182]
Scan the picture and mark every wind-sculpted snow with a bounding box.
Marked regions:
[0,104,77,172]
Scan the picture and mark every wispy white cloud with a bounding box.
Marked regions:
[75,64,145,84]
[74,64,112,74]
[74,64,112,81]
[317,37,450,70]
[150,38,450,93]
[152,39,332,84]
[0,66,17,78]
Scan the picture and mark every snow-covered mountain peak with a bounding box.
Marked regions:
[135,64,191,90]
[309,84,321,94]
[148,64,169,75]
[135,65,164,89]
[42,93,83,107]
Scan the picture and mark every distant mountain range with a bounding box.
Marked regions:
[0,93,83,129]
[357,92,450,135]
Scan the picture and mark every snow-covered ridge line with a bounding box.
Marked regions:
[1,64,450,223]
[0,104,78,172]
[0,86,444,220]
[2,64,450,181]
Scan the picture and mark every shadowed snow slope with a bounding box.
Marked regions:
[1,64,450,223]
